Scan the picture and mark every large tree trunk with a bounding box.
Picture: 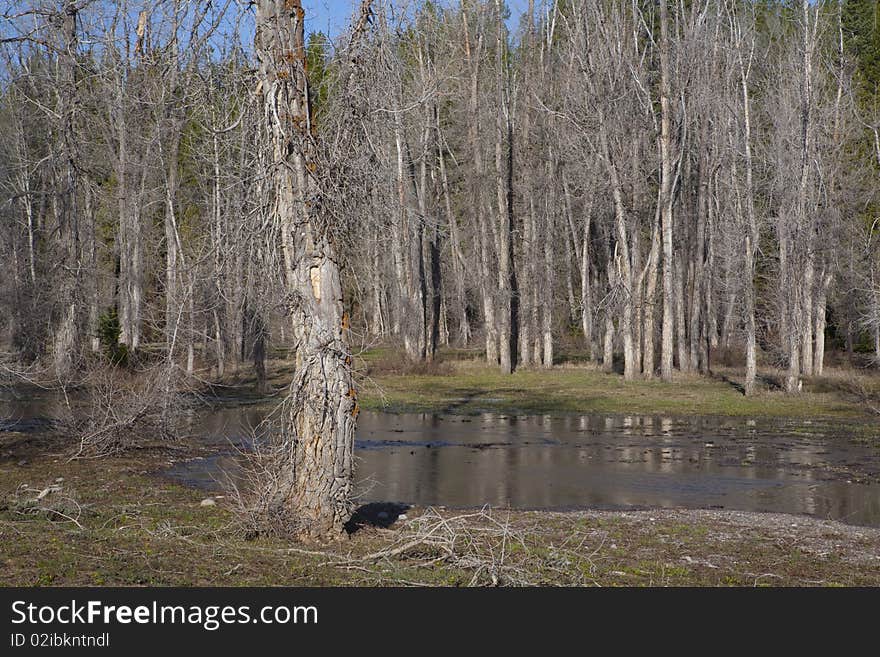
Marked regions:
[255,0,359,537]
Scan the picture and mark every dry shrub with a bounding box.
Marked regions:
[64,363,191,458]
[222,402,310,540]
[226,438,295,539]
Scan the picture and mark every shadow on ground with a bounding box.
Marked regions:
[345,502,411,534]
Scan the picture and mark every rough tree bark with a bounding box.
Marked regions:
[255,0,367,537]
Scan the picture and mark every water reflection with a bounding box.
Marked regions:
[165,408,880,527]
[3,390,879,527]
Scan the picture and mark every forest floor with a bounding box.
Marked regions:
[2,436,879,586]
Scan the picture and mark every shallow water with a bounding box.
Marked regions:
[3,390,879,526]
[162,404,880,527]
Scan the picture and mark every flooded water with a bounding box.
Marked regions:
[161,404,880,527]
[3,390,880,527]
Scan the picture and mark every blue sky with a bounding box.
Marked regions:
[301,0,532,37]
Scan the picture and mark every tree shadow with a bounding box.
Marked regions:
[345,501,411,535]
[710,371,745,395]
[758,374,783,391]
[709,370,788,395]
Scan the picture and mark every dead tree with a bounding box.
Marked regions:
[254,0,371,537]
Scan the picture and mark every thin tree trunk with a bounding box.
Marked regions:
[462,5,496,365]
[643,216,660,378]
[597,111,634,380]
[677,258,690,374]
[739,39,759,396]
[495,0,514,374]
[813,270,831,376]
[542,183,554,369]
[801,257,814,376]
[659,0,675,382]
[437,110,469,345]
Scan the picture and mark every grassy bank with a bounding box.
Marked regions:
[204,347,880,419]
[1,440,879,587]
[350,352,879,419]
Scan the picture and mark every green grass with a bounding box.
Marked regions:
[354,357,874,419]
[205,345,877,420]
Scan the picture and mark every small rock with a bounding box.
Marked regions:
[54,477,64,483]
[398,514,408,521]
[200,498,216,507]
[17,459,27,466]
[377,511,389,520]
